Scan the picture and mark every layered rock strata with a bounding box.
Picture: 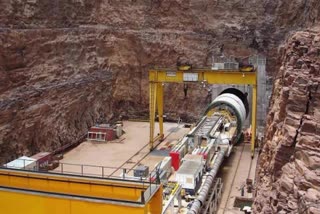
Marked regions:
[1,1,320,162]
[254,29,320,213]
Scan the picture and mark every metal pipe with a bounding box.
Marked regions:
[187,150,225,214]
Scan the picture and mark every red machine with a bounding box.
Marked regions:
[169,137,188,171]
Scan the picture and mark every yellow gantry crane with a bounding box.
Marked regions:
[149,67,258,157]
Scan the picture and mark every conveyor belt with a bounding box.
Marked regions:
[192,115,222,137]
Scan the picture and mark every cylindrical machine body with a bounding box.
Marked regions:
[185,88,250,214]
[213,93,246,125]
[204,88,249,142]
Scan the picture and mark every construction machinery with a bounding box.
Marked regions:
[149,65,257,213]
[149,67,257,157]
[0,64,258,214]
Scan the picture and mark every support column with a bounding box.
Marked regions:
[178,191,182,210]
[149,81,157,151]
[251,85,257,158]
[157,83,164,140]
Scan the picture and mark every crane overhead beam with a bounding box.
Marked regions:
[149,69,257,85]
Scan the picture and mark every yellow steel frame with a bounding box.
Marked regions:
[0,168,163,214]
[149,68,257,157]
[0,169,143,201]
[0,189,162,214]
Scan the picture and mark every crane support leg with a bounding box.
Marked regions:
[149,81,157,151]
[149,70,165,151]
[157,83,164,141]
[251,85,257,158]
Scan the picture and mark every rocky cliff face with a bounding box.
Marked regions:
[253,29,320,213]
[0,1,320,163]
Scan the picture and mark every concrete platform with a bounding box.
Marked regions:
[217,143,258,214]
[52,121,190,178]
[51,121,259,214]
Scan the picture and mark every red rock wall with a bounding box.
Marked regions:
[0,1,320,163]
[0,28,214,163]
[253,30,320,213]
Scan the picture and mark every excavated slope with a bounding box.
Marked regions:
[0,1,319,163]
[254,29,320,213]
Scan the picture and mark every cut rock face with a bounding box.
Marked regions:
[253,30,320,213]
[0,1,320,165]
